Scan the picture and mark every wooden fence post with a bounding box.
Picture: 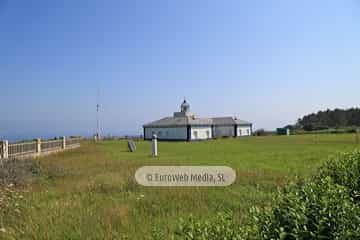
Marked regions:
[62,136,66,149]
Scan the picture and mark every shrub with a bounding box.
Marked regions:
[172,212,246,240]
[253,129,266,136]
[166,177,360,240]
[303,124,314,131]
[346,128,357,133]
[159,150,360,239]
[316,150,360,203]
[250,177,360,240]
[0,158,41,186]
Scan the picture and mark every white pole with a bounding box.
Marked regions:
[0,140,5,165]
[36,138,41,153]
[62,136,66,149]
[152,134,158,157]
[2,140,9,159]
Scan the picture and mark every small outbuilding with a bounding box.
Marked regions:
[277,128,290,135]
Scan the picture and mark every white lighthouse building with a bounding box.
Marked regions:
[143,100,252,141]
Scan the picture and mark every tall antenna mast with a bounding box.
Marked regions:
[96,81,101,140]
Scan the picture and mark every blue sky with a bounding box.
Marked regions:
[1,0,360,140]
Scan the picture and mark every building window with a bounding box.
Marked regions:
[152,131,155,136]
[206,130,210,138]
[193,131,198,139]
[158,131,162,137]
[166,131,169,137]
[239,129,242,136]
[247,129,250,135]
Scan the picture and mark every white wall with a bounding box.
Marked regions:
[213,126,234,138]
[237,126,251,136]
[144,127,187,140]
[190,126,212,140]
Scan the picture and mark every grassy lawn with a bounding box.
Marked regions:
[1,134,359,239]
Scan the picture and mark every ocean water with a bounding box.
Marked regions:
[1,131,142,143]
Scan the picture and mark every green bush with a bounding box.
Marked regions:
[152,212,250,240]
[316,150,360,202]
[173,213,245,240]
[346,128,357,133]
[165,150,360,240]
[166,178,360,239]
[251,177,360,240]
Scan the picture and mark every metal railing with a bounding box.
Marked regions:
[9,141,37,157]
[41,139,63,151]
[66,137,81,146]
[1,137,81,159]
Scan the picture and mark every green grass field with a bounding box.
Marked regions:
[1,134,359,239]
